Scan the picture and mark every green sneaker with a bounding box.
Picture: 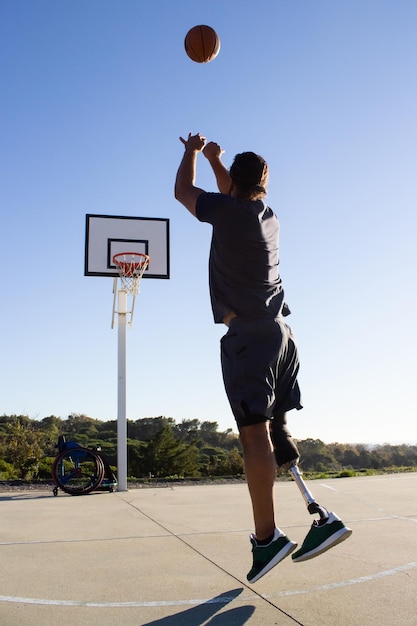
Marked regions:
[247,529,297,583]
[292,512,352,562]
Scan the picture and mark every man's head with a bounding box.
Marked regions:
[229,152,268,200]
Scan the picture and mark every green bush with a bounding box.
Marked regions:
[36,457,54,479]
[336,469,358,478]
[0,458,18,480]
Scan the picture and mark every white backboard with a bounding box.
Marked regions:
[84,214,170,279]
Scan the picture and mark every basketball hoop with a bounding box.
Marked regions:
[112,252,150,294]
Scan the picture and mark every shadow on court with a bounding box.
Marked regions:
[141,588,256,626]
[0,492,54,502]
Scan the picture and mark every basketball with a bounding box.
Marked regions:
[184,25,220,63]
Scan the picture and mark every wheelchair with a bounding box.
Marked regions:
[52,435,118,496]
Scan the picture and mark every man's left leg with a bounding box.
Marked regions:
[239,421,276,540]
[239,421,297,583]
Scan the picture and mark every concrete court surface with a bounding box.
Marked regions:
[1,473,416,626]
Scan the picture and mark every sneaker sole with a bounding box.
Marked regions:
[292,526,352,563]
[248,540,298,583]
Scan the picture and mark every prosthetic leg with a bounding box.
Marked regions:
[270,413,328,520]
[270,415,352,561]
[288,463,329,521]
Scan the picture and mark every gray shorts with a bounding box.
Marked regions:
[220,317,302,428]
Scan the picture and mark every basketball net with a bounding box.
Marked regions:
[112,252,150,295]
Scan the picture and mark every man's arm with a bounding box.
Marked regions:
[174,132,206,217]
[203,141,231,194]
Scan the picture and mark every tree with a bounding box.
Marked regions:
[200,421,221,446]
[128,416,176,441]
[143,424,200,478]
[4,420,47,479]
[65,414,99,439]
[127,439,147,478]
[297,439,339,472]
[199,421,240,450]
[37,415,63,444]
[174,419,201,444]
[207,447,244,476]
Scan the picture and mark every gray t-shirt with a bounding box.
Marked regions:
[196,192,286,323]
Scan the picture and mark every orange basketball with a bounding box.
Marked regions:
[184,25,220,63]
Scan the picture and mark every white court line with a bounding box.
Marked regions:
[1,562,416,608]
[270,561,417,597]
[319,483,338,491]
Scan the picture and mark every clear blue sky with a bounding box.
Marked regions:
[1,0,416,444]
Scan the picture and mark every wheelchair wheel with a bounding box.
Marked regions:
[52,447,105,495]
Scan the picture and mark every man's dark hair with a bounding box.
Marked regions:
[229,152,268,200]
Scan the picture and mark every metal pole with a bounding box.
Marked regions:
[117,289,128,491]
